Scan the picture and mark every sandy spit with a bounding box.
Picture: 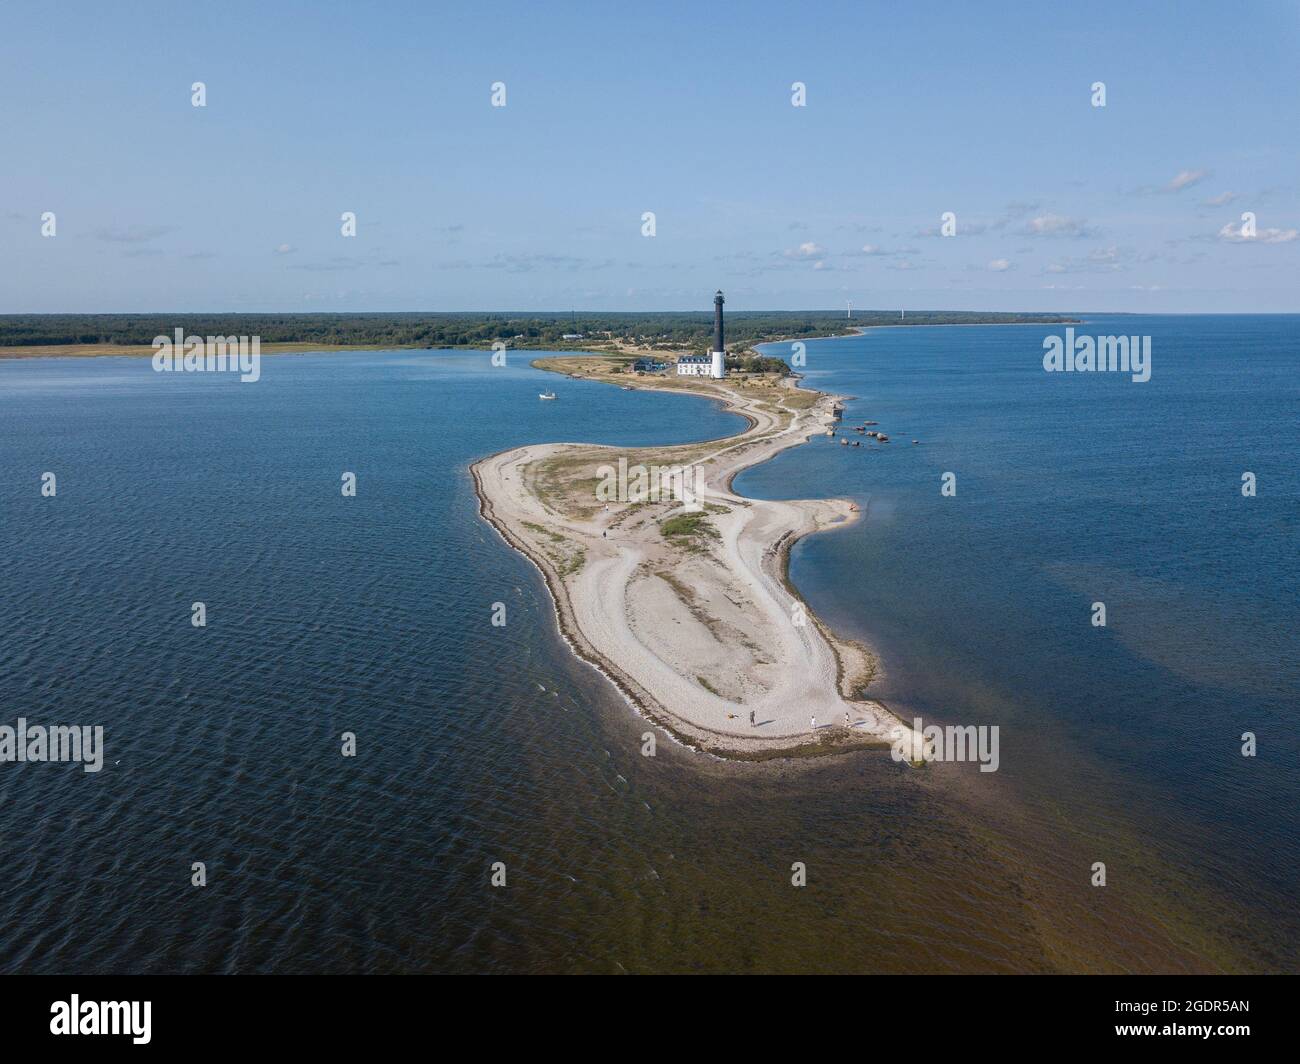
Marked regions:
[471,365,920,762]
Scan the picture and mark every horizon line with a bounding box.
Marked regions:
[13,308,1300,318]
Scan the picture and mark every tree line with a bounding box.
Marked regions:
[0,310,1078,352]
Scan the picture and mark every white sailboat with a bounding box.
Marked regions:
[538,391,557,400]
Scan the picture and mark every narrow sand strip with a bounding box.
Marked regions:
[471,363,918,761]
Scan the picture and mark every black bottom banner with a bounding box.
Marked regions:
[0,974,1285,1052]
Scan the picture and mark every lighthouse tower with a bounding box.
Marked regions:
[710,290,726,379]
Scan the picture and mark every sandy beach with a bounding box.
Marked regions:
[471,358,919,760]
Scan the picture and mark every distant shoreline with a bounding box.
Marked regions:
[0,342,414,360]
[0,312,1081,362]
[755,318,1087,349]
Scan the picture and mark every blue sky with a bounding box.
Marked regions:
[2,0,1298,313]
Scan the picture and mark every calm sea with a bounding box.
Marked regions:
[0,319,1295,973]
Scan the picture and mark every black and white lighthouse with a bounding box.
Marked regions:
[710,290,726,379]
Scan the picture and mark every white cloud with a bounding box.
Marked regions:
[1165,169,1208,192]
[1042,245,1131,274]
[1022,213,1096,238]
[849,243,916,258]
[784,241,825,259]
[274,243,296,255]
[1203,191,1237,207]
[987,258,1011,271]
[1217,222,1298,244]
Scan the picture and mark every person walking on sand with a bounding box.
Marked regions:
[810,715,816,734]
[749,710,755,727]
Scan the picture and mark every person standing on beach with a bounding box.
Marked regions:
[749,710,755,726]
[810,716,816,734]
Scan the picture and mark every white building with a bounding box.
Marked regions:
[676,355,713,376]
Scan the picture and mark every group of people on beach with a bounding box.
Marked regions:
[745,711,855,733]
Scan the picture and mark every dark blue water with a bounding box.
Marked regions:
[0,327,1295,973]
[742,315,1299,970]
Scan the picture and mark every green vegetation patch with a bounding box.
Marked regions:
[660,512,715,540]
[521,520,565,543]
